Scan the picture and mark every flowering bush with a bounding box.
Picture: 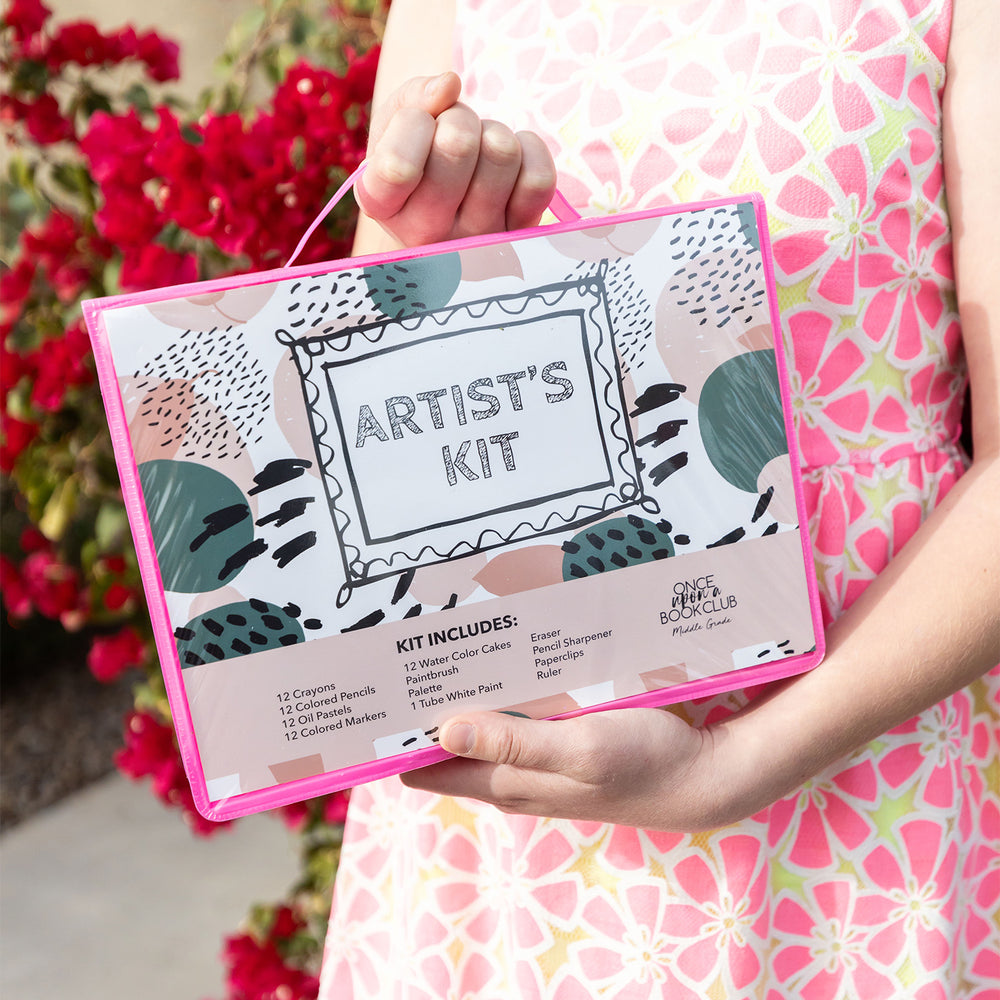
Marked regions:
[2,1,384,994]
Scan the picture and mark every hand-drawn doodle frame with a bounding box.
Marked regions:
[323,309,618,544]
[278,269,656,600]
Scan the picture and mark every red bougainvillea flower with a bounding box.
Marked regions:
[0,554,32,618]
[0,413,38,473]
[29,319,94,411]
[7,92,74,144]
[0,257,35,332]
[119,243,197,292]
[278,799,311,832]
[101,581,134,612]
[87,625,147,682]
[3,0,52,44]
[19,209,112,303]
[221,905,320,1000]
[324,790,350,825]
[80,108,156,189]
[135,29,180,82]
[15,548,85,622]
[45,20,114,68]
[116,709,229,836]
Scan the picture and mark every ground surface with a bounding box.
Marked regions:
[1,619,135,829]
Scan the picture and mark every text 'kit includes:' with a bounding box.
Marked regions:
[84,180,825,820]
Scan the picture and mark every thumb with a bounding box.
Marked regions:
[368,71,462,147]
[439,712,577,773]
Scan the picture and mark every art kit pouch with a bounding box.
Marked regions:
[83,168,825,821]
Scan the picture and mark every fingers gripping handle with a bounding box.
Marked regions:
[283,159,581,269]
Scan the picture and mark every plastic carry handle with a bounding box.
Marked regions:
[283,159,582,269]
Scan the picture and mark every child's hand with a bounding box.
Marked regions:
[400,707,740,832]
[357,72,557,247]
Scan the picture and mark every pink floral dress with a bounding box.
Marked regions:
[320,2,1000,996]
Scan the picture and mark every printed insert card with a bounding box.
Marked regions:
[84,195,825,821]
[282,270,653,600]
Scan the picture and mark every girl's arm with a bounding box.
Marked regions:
[398,0,1000,830]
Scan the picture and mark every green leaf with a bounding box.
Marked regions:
[122,83,155,116]
[94,502,130,552]
[38,475,79,542]
[50,162,92,199]
[102,258,122,297]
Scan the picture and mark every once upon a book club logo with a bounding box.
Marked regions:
[659,573,737,634]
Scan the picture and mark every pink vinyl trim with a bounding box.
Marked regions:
[83,192,825,822]
[82,300,214,815]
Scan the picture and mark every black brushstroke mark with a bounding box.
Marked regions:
[174,627,196,641]
[342,609,386,632]
[752,487,774,523]
[304,618,322,630]
[272,531,317,568]
[403,603,423,619]
[185,651,205,666]
[636,419,688,448]
[256,497,315,528]
[391,568,416,606]
[649,452,689,486]
[762,522,780,536]
[562,540,581,554]
[248,458,313,495]
[283,603,301,618]
[218,539,268,580]
[585,532,606,550]
[204,643,225,660]
[189,504,251,552]
[261,614,284,630]
[248,631,268,645]
[443,593,458,610]
[708,526,746,547]
[403,736,418,747]
[227,613,247,626]
[249,598,269,612]
[232,639,252,654]
[202,617,224,636]
[629,383,686,417]
[675,534,691,546]
[279,634,299,646]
